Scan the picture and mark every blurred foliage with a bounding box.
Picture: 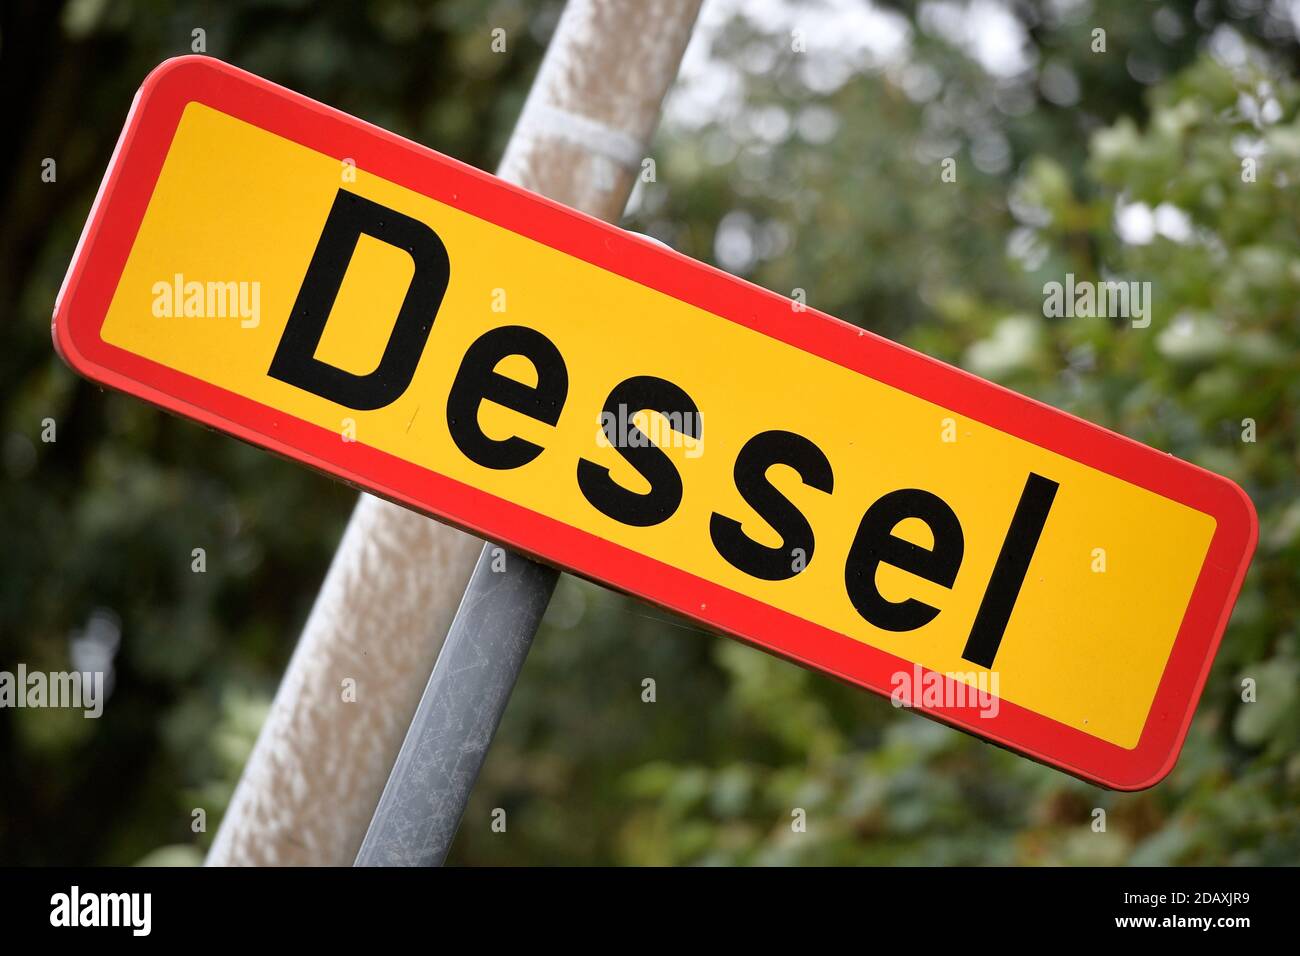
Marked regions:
[1,0,1297,865]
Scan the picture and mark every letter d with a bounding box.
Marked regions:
[269,189,450,410]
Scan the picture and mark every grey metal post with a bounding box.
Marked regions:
[352,0,703,867]
[355,544,555,866]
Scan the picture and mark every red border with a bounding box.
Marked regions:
[53,56,1257,790]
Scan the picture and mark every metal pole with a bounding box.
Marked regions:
[354,546,555,866]
[354,0,704,867]
[210,0,702,866]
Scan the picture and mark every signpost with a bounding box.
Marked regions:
[57,55,1255,799]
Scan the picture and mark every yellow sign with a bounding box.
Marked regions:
[56,58,1257,788]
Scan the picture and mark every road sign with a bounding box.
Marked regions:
[55,56,1256,790]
